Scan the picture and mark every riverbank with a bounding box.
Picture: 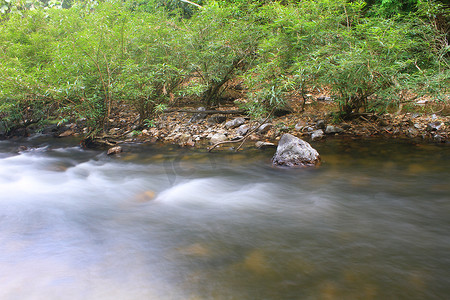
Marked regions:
[2,96,449,151]
[89,97,450,151]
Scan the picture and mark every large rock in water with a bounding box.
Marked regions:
[272,134,320,167]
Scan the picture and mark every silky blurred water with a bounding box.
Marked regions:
[0,136,449,299]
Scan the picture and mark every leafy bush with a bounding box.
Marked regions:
[46,1,131,135]
[184,2,260,107]
[244,0,448,118]
[115,10,187,124]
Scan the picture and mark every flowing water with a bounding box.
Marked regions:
[0,136,449,299]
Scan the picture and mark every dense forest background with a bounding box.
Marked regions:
[0,0,448,137]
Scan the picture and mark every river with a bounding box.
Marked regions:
[0,136,449,299]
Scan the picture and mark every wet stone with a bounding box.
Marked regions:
[295,121,306,131]
[407,127,419,138]
[272,133,320,167]
[433,134,444,143]
[317,96,332,101]
[58,130,74,138]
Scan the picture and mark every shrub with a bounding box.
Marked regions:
[184,2,260,107]
[116,10,187,124]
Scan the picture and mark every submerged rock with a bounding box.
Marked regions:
[135,190,156,202]
[272,134,320,167]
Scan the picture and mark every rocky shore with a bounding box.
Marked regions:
[99,101,450,151]
[3,99,449,151]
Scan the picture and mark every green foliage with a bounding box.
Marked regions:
[48,2,130,135]
[243,0,350,117]
[0,0,448,137]
[184,2,260,107]
[243,0,448,118]
[115,10,186,123]
[143,118,156,127]
[126,0,203,18]
[364,0,419,17]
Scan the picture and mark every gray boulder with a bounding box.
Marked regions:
[272,134,320,167]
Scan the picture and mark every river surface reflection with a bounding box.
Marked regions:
[0,136,449,299]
